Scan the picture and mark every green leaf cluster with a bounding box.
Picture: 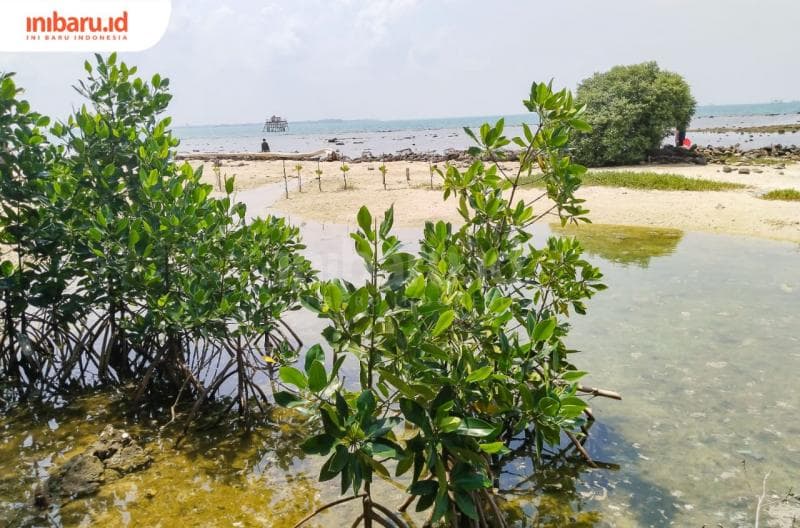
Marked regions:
[572,61,696,166]
[0,56,315,412]
[281,81,607,524]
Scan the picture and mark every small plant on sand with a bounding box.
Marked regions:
[340,161,350,190]
[282,160,289,198]
[315,161,323,192]
[212,160,223,191]
[280,82,616,527]
[294,163,303,193]
[429,161,438,189]
[379,163,388,190]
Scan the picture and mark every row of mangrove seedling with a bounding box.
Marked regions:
[257,159,440,198]
[1,54,619,526]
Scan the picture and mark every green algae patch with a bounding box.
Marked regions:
[0,391,426,527]
[550,223,684,268]
[0,391,323,527]
[761,188,800,201]
[521,171,746,191]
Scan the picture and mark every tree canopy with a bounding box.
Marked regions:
[572,61,696,166]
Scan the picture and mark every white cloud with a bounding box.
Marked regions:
[1,0,799,123]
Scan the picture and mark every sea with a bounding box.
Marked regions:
[175,102,800,158]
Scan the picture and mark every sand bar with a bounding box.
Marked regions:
[196,160,800,243]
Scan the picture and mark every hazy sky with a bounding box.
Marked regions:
[1,0,798,125]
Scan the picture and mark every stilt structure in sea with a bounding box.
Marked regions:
[263,115,288,132]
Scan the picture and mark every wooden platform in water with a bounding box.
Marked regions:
[263,117,289,132]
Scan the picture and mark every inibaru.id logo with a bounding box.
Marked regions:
[1,0,171,52]
[26,11,129,40]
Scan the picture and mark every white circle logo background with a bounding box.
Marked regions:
[0,0,172,52]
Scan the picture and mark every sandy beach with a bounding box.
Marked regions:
[195,159,800,243]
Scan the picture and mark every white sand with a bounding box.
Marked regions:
[196,160,800,243]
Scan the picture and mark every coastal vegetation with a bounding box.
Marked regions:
[278,82,615,526]
[761,188,800,201]
[1,51,798,528]
[522,170,746,192]
[573,62,696,166]
[0,55,315,420]
[1,56,621,526]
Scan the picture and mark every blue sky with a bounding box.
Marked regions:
[1,0,799,125]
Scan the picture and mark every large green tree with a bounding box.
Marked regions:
[572,61,696,166]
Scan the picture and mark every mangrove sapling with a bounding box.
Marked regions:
[378,163,388,190]
[341,161,350,190]
[213,160,223,191]
[283,160,289,198]
[280,81,618,526]
[316,160,323,191]
[294,163,303,193]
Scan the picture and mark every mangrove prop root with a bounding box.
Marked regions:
[370,502,410,528]
[475,491,488,527]
[397,494,415,513]
[482,490,508,528]
[565,430,599,468]
[293,494,367,528]
[369,511,394,528]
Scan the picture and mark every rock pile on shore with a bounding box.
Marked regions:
[349,144,800,165]
[695,144,800,163]
[38,425,151,505]
[178,144,800,166]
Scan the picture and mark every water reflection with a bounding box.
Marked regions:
[550,224,684,268]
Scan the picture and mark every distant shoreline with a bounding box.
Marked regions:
[175,109,800,158]
[176,102,800,130]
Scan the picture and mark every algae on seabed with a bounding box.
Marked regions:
[550,223,684,268]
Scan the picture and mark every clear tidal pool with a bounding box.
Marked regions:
[1,221,798,527]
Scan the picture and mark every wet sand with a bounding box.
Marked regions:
[196,160,800,243]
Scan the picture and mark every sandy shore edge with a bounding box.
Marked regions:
[197,160,800,243]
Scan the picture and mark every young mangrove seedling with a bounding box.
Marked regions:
[282,160,289,198]
[378,163,388,190]
[294,163,303,193]
[340,161,350,190]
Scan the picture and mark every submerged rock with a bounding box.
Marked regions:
[44,425,151,502]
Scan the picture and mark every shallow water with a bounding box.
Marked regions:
[2,219,799,527]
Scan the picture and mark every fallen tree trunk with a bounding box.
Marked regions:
[176,149,335,162]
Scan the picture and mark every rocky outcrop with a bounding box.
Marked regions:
[645,145,708,165]
[696,144,800,163]
[177,144,800,166]
[43,425,151,501]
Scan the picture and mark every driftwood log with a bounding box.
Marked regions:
[176,149,335,162]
